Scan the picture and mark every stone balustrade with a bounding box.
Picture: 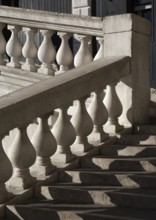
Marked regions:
[0,6,103,75]
[0,56,130,203]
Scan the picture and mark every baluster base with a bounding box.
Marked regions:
[88,129,109,144]
[104,121,124,134]
[6,57,21,69]
[22,63,37,72]
[51,151,76,164]
[56,65,69,75]
[7,169,36,190]
[71,137,93,154]
[31,157,56,179]
[38,63,54,76]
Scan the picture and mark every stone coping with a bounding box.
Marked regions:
[0,6,151,36]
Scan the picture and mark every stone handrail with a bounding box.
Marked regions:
[0,6,103,36]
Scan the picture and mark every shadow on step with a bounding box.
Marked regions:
[116,134,156,145]
[80,157,156,172]
[100,145,156,157]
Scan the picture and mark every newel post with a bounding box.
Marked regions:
[103,14,151,126]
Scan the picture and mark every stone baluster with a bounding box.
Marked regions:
[6,25,22,68]
[31,113,57,178]
[52,105,76,165]
[7,125,36,190]
[0,134,13,203]
[71,96,93,154]
[104,82,123,133]
[88,90,108,143]
[38,30,56,75]
[94,37,104,61]
[56,32,73,73]
[0,24,6,65]
[22,27,37,72]
[74,35,93,67]
[87,37,107,143]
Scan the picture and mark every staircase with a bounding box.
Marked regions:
[3,125,156,220]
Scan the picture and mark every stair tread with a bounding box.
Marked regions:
[62,170,156,175]
[6,205,156,220]
[42,184,156,194]
[82,156,156,160]
[0,75,33,87]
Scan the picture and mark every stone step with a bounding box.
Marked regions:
[35,186,156,210]
[134,125,156,135]
[80,157,156,171]
[0,75,33,87]
[0,81,22,96]
[100,145,156,157]
[6,205,156,220]
[0,65,51,82]
[59,170,156,188]
[116,135,156,145]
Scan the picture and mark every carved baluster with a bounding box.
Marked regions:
[52,105,76,165]
[87,38,107,143]
[0,134,12,202]
[7,126,36,190]
[94,37,104,60]
[88,90,108,143]
[0,24,6,65]
[104,82,123,133]
[56,32,73,73]
[74,35,93,67]
[6,25,22,68]
[38,30,56,75]
[31,113,57,178]
[22,27,37,72]
[71,96,93,154]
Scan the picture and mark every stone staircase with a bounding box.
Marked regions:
[4,125,156,220]
[0,66,51,97]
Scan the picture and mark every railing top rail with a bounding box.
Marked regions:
[0,6,103,36]
[0,56,130,134]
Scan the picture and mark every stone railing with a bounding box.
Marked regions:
[0,56,130,204]
[0,7,151,128]
[0,6,103,74]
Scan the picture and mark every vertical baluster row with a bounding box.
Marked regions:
[7,125,36,190]
[74,35,93,67]
[71,96,93,154]
[52,105,76,164]
[56,32,73,74]
[6,25,22,68]
[31,113,57,178]
[22,27,37,72]
[37,30,56,75]
[104,83,123,133]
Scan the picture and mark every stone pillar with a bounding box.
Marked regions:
[103,14,151,126]
[72,0,91,16]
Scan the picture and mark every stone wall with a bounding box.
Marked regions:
[72,0,91,16]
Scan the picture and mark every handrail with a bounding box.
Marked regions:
[0,56,130,134]
[0,6,103,36]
